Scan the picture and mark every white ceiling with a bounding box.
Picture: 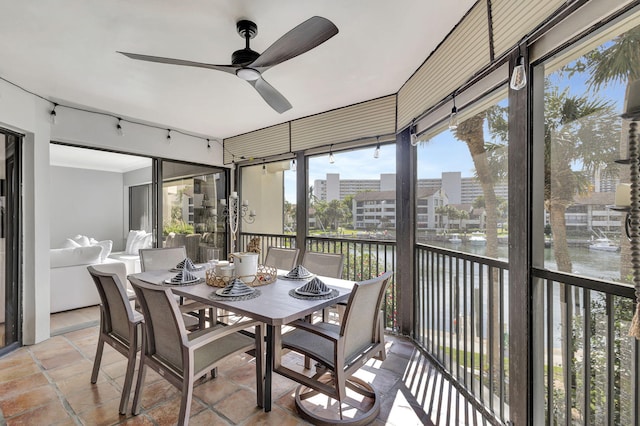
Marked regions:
[0,0,475,140]
[50,144,151,173]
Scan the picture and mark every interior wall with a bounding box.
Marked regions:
[0,74,229,344]
[49,166,124,250]
[0,78,52,344]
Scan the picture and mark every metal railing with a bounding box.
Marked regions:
[240,232,398,331]
[415,244,509,424]
[415,243,640,425]
[532,269,639,426]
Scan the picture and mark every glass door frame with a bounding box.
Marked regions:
[0,129,22,357]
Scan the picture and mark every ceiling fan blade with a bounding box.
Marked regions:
[249,16,338,69]
[118,51,238,74]
[248,77,292,113]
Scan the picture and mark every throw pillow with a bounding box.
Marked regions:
[72,234,91,247]
[61,238,81,249]
[125,230,143,254]
[126,230,148,255]
[94,240,113,262]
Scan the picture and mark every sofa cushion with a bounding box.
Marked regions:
[50,246,102,268]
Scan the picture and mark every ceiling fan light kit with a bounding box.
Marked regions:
[118,16,338,114]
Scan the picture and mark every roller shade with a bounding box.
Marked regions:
[397,1,490,130]
[492,0,566,59]
[291,95,396,152]
[223,123,289,164]
[416,65,508,143]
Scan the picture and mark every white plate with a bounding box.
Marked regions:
[295,287,332,296]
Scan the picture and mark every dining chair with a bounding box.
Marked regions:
[300,251,344,279]
[129,276,264,425]
[264,246,300,270]
[275,271,393,425]
[139,246,213,329]
[139,246,187,271]
[300,251,345,367]
[87,265,143,415]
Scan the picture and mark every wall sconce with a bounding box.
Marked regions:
[218,192,256,252]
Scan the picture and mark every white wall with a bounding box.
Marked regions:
[0,77,226,344]
[49,166,124,250]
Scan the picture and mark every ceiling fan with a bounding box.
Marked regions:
[118,16,338,114]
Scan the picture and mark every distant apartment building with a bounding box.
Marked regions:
[315,172,506,205]
[353,188,447,230]
[314,173,396,201]
[318,172,621,234]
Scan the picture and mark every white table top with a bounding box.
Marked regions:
[129,269,354,326]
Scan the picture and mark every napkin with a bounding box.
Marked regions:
[219,278,255,296]
[297,277,330,294]
[171,269,198,284]
[285,265,314,279]
[176,257,197,271]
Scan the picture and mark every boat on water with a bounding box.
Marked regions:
[448,233,462,244]
[588,237,620,252]
[468,233,487,245]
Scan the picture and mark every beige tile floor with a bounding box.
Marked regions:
[0,308,491,425]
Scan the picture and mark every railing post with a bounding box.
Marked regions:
[396,126,415,336]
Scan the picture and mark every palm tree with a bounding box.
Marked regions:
[452,107,507,399]
[544,84,619,273]
[572,25,640,279]
[454,112,501,258]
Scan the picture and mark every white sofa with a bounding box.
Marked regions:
[50,243,130,313]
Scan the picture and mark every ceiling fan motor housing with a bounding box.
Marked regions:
[232,48,260,66]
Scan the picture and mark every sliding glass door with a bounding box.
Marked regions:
[160,161,227,262]
[0,130,22,356]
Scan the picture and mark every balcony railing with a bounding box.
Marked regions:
[415,243,640,424]
[532,269,639,425]
[240,232,398,331]
[415,244,509,425]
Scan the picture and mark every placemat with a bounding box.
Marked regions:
[288,288,339,300]
[208,289,262,302]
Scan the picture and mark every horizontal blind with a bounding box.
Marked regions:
[223,123,289,164]
[492,0,566,58]
[291,95,396,151]
[397,1,490,130]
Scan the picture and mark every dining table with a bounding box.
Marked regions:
[128,267,355,412]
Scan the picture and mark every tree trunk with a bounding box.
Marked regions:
[455,113,502,401]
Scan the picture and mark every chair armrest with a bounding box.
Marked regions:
[287,319,340,343]
[187,319,261,350]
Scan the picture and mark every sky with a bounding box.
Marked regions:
[282,39,629,203]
